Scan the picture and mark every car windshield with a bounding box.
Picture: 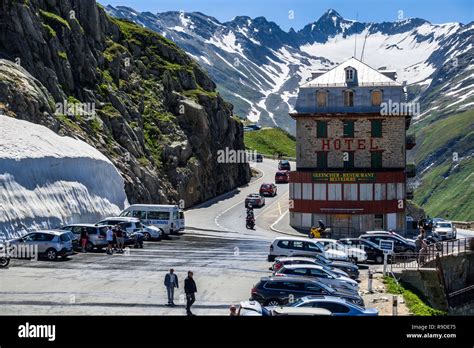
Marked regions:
[315,254,330,264]
[361,239,379,249]
[436,223,452,228]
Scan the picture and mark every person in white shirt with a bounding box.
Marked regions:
[106,226,114,255]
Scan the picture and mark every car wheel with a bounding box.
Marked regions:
[143,232,151,241]
[265,299,281,306]
[350,257,358,264]
[0,257,10,268]
[46,248,58,261]
[375,255,384,264]
[404,249,415,257]
[86,242,94,252]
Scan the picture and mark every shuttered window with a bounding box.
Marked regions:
[317,152,328,169]
[371,151,383,169]
[371,90,382,106]
[371,119,382,137]
[316,121,328,138]
[343,151,355,169]
[343,120,354,137]
[316,90,327,107]
[343,90,354,107]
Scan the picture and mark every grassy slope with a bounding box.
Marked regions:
[244,128,296,157]
[411,109,474,220]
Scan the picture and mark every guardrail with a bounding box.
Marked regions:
[452,221,474,230]
[447,285,474,308]
[390,237,473,270]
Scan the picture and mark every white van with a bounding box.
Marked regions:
[268,237,349,262]
[119,204,185,235]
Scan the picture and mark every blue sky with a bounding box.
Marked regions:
[101,0,473,30]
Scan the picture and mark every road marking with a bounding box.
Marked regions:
[278,202,282,216]
[255,191,289,219]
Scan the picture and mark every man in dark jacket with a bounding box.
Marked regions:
[184,271,197,316]
[164,269,179,306]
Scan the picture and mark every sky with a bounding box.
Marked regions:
[100,0,473,31]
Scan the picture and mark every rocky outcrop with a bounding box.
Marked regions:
[0,0,251,208]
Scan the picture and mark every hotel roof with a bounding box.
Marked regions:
[301,57,402,88]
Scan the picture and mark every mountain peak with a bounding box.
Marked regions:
[321,9,343,20]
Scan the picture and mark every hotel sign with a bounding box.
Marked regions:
[312,172,376,182]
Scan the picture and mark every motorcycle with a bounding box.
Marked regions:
[246,217,255,230]
[425,235,442,251]
[309,228,331,239]
[0,244,10,268]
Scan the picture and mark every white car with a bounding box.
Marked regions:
[268,237,349,262]
[96,217,163,240]
[316,239,368,263]
[433,221,457,240]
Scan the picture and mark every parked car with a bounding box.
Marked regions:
[256,154,263,162]
[271,257,350,278]
[8,230,74,261]
[278,160,291,171]
[284,296,378,316]
[339,238,387,264]
[251,276,364,307]
[259,183,277,197]
[360,233,416,254]
[274,264,359,292]
[432,221,457,240]
[245,193,265,208]
[267,237,349,262]
[316,238,367,263]
[275,170,290,183]
[240,299,332,316]
[96,217,162,240]
[61,224,109,251]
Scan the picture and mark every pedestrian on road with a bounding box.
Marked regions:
[106,226,114,255]
[164,268,179,306]
[184,271,197,316]
[80,227,89,252]
[115,225,125,254]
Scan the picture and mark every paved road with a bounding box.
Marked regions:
[0,159,291,315]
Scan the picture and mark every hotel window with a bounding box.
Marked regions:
[343,90,354,107]
[387,183,396,200]
[316,121,328,138]
[289,183,294,199]
[302,183,313,200]
[371,90,382,106]
[343,120,354,137]
[371,151,383,169]
[345,68,355,82]
[316,90,328,107]
[328,184,342,201]
[293,183,302,200]
[343,184,358,201]
[343,151,355,169]
[396,183,404,200]
[317,152,328,169]
[371,119,382,137]
[313,183,327,200]
[374,183,386,200]
[374,214,384,229]
[360,184,374,201]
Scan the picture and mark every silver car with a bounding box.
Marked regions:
[8,230,74,261]
[61,224,109,251]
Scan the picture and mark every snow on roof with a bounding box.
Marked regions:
[301,57,402,88]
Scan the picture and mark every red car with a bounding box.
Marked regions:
[259,183,277,197]
[275,170,290,183]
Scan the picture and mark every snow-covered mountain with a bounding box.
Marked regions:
[0,116,128,239]
[105,7,473,134]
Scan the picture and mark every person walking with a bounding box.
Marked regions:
[184,271,197,316]
[80,227,89,252]
[164,269,179,306]
[115,225,125,254]
[106,226,114,255]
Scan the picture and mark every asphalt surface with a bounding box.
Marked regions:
[0,159,293,315]
[0,158,471,315]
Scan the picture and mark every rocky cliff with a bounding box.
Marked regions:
[0,0,251,208]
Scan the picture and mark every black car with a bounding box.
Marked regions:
[251,276,364,307]
[256,154,263,162]
[360,234,416,254]
[278,160,291,171]
[339,238,387,264]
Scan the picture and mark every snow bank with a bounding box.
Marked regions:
[0,116,128,240]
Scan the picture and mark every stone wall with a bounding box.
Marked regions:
[296,115,406,169]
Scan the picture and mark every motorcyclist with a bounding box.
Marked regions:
[318,220,326,232]
[246,204,254,219]
[309,225,320,238]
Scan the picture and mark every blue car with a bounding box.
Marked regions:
[287,295,378,316]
